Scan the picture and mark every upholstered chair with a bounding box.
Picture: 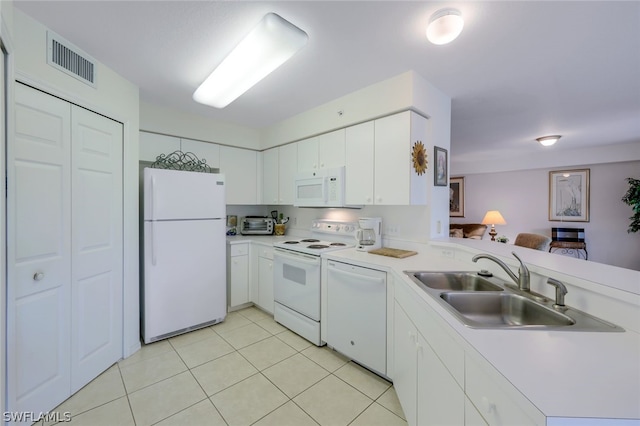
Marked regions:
[514,233,552,251]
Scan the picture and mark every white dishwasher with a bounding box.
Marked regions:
[326,260,387,376]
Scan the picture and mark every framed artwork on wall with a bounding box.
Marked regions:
[434,146,448,186]
[549,169,590,222]
[450,176,464,217]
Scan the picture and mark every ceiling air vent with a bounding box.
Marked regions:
[47,31,97,88]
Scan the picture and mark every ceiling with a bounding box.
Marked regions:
[14,1,640,162]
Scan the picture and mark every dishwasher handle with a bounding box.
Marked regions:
[328,262,386,285]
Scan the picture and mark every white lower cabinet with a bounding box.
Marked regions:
[257,255,274,314]
[254,245,274,314]
[393,275,545,426]
[227,243,250,308]
[394,301,464,426]
[465,355,543,426]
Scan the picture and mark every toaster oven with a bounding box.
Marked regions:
[240,216,274,235]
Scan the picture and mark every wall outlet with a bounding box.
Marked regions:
[292,217,297,226]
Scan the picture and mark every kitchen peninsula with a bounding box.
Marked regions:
[228,232,640,425]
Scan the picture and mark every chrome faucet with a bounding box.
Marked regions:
[547,277,568,307]
[472,252,530,291]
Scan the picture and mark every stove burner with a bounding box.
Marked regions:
[283,241,299,244]
[307,244,330,249]
[301,238,320,243]
[330,242,346,246]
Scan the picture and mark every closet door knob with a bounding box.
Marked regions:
[33,272,44,281]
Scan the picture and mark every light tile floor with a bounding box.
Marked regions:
[44,307,407,426]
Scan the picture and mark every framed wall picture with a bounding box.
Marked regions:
[450,176,465,217]
[549,169,590,222]
[434,146,448,186]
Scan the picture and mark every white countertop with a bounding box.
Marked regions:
[323,247,640,422]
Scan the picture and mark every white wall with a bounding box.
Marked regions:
[261,71,415,148]
[452,139,640,175]
[12,8,141,357]
[451,160,640,271]
[140,101,261,150]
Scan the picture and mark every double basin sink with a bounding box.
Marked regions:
[404,271,623,331]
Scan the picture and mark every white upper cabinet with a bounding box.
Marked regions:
[318,129,345,169]
[345,121,375,205]
[279,144,298,205]
[374,112,411,205]
[297,136,319,172]
[262,147,279,204]
[373,111,428,205]
[345,111,428,206]
[139,132,180,162]
[261,144,297,205]
[219,146,258,205]
[180,138,220,169]
[297,129,346,172]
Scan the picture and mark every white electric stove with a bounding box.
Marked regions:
[273,220,357,345]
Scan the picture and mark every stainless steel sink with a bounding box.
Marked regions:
[403,270,624,332]
[407,271,504,292]
[440,292,575,328]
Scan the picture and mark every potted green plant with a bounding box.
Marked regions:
[622,177,640,233]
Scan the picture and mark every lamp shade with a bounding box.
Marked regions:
[193,13,308,108]
[481,210,506,225]
[426,9,464,45]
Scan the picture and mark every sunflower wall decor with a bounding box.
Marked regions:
[412,141,427,175]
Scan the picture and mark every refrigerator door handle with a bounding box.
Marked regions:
[151,222,157,266]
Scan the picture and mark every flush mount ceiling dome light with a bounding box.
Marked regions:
[193,13,308,109]
[537,135,562,146]
[426,8,464,45]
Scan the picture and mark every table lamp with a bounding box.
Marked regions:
[481,210,506,241]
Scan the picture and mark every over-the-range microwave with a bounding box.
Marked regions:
[293,167,360,208]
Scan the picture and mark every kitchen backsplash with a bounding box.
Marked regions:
[271,205,431,243]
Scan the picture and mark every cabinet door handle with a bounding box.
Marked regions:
[33,272,45,281]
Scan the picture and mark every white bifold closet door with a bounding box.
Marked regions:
[7,83,123,415]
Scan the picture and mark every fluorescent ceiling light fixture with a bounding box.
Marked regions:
[537,135,561,146]
[427,8,464,45]
[193,13,308,108]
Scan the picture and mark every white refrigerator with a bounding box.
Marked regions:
[142,168,226,343]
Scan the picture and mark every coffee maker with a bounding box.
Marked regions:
[355,217,382,252]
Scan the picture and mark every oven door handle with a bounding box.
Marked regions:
[274,249,319,265]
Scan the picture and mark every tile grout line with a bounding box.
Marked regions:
[76,307,405,426]
[116,363,139,426]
